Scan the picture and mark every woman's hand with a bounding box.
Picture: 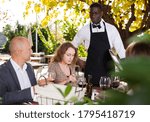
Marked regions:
[47,76,55,82]
[38,78,54,86]
[68,74,76,83]
[48,72,55,81]
[38,79,47,86]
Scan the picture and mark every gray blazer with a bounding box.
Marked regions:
[0,60,37,104]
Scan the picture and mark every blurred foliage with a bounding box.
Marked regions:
[61,20,87,57]
[110,0,147,32]
[1,21,87,57]
[24,0,89,28]
[127,32,150,45]
[1,23,60,54]
[28,24,45,53]
[2,22,28,53]
[55,84,72,98]
[102,33,150,104]
[146,29,150,34]
[61,20,78,42]
[55,84,95,105]
[37,27,60,54]
[25,0,150,35]
[116,57,150,104]
[55,84,129,105]
[78,45,87,57]
[54,84,78,105]
[2,23,46,53]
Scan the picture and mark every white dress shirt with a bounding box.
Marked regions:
[10,59,32,90]
[72,19,126,59]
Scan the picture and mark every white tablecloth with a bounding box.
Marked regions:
[35,84,86,105]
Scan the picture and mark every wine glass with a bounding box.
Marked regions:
[110,76,120,88]
[77,72,86,88]
[48,71,56,81]
[38,75,47,86]
[99,76,111,101]
[99,76,111,90]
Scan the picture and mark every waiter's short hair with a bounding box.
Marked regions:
[90,2,103,10]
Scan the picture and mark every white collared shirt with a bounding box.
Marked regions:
[10,59,31,90]
[72,20,126,59]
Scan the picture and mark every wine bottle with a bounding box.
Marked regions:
[85,74,93,98]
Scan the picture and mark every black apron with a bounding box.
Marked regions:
[85,22,113,86]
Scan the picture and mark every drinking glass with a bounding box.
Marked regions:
[110,76,120,88]
[38,75,47,86]
[99,76,111,101]
[48,71,56,81]
[77,72,86,88]
[99,76,111,90]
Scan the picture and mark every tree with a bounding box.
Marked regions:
[97,0,150,47]
[2,22,28,53]
[25,0,150,47]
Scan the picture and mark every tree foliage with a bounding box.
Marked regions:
[37,26,60,54]
[24,0,150,47]
[2,22,28,53]
[99,0,150,47]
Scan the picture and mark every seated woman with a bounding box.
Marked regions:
[47,42,78,85]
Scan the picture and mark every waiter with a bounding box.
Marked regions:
[72,2,125,86]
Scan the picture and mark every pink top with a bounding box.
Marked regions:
[48,62,76,84]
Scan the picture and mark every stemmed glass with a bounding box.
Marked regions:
[38,71,55,86]
[48,71,56,82]
[99,76,111,90]
[77,72,86,88]
[110,76,120,88]
[99,76,111,101]
[38,75,48,86]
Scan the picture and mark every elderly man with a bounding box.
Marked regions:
[0,36,38,104]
